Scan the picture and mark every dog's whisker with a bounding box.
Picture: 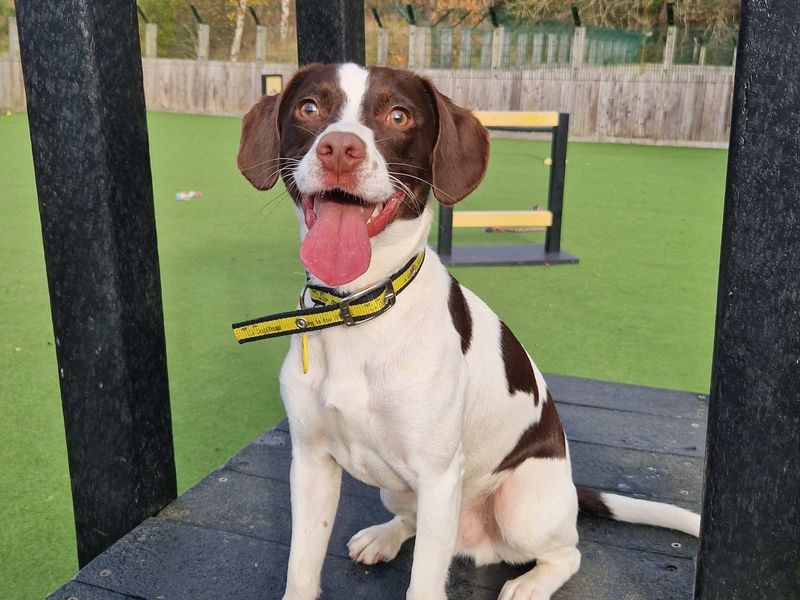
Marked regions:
[388,175,415,200]
[387,170,458,203]
[292,124,323,137]
[239,156,300,171]
[385,162,427,171]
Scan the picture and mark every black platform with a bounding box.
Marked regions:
[47,374,706,600]
[440,245,580,267]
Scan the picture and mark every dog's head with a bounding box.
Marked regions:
[238,63,489,287]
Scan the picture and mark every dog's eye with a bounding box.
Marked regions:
[388,108,411,128]
[298,100,319,118]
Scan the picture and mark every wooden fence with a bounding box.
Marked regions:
[0,56,733,145]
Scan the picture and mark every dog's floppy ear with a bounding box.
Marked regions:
[237,93,282,190]
[424,81,489,205]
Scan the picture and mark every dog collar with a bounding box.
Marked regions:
[232,251,425,344]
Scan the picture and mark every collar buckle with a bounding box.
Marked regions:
[339,278,396,326]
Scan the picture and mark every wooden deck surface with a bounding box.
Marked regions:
[47,374,707,600]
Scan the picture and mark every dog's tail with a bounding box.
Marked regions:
[576,486,700,537]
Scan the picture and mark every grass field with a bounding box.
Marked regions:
[0,111,726,599]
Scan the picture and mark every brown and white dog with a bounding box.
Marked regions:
[237,63,699,600]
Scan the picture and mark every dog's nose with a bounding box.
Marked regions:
[316,132,366,175]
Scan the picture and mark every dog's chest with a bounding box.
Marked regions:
[288,323,431,490]
[283,284,461,490]
[317,344,422,490]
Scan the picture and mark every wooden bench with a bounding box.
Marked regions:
[437,111,578,267]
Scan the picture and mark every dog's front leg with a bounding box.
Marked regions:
[406,455,464,600]
[283,448,342,600]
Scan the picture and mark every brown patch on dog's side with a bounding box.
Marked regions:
[499,322,539,405]
[448,275,472,354]
[493,391,567,473]
[576,486,613,519]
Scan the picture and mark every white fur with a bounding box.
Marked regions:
[602,493,701,536]
[293,65,394,203]
[338,63,368,122]
[277,64,700,600]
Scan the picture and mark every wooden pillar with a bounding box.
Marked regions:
[664,25,676,68]
[491,26,505,70]
[14,0,176,567]
[694,0,800,598]
[458,28,472,68]
[196,23,210,60]
[571,26,585,68]
[376,28,388,66]
[407,25,429,70]
[8,15,20,57]
[295,0,364,65]
[144,22,157,58]
[255,25,267,63]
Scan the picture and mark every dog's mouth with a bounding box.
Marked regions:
[299,188,405,286]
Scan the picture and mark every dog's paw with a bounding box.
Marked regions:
[347,520,407,565]
[497,579,551,600]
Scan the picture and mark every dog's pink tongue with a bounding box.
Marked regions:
[300,197,371,286]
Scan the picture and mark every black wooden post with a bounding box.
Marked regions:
[437,205,454,258]
[15,0,177,567]
[694,1,800,598]
[295,0,365,65]
[544,113,569,255]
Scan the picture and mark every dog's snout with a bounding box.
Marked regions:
[316,132,366,175]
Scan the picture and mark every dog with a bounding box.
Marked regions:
[236,63,700,600]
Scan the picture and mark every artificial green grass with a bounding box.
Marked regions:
[0,111,725,599]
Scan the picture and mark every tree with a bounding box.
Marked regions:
[229,0,247,61]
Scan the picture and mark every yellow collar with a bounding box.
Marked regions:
[232,252,425,344]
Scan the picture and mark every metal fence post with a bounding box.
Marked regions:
[664,26,676,68]
[694,0,800,597]
[197,23,210,60]
[14,0,176,567]
[571,26,586,69]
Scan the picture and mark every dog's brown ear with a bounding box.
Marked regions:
[237,93,281,190]
[425,82,489,205]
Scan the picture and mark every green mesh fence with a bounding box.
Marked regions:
[120,2,739,69]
